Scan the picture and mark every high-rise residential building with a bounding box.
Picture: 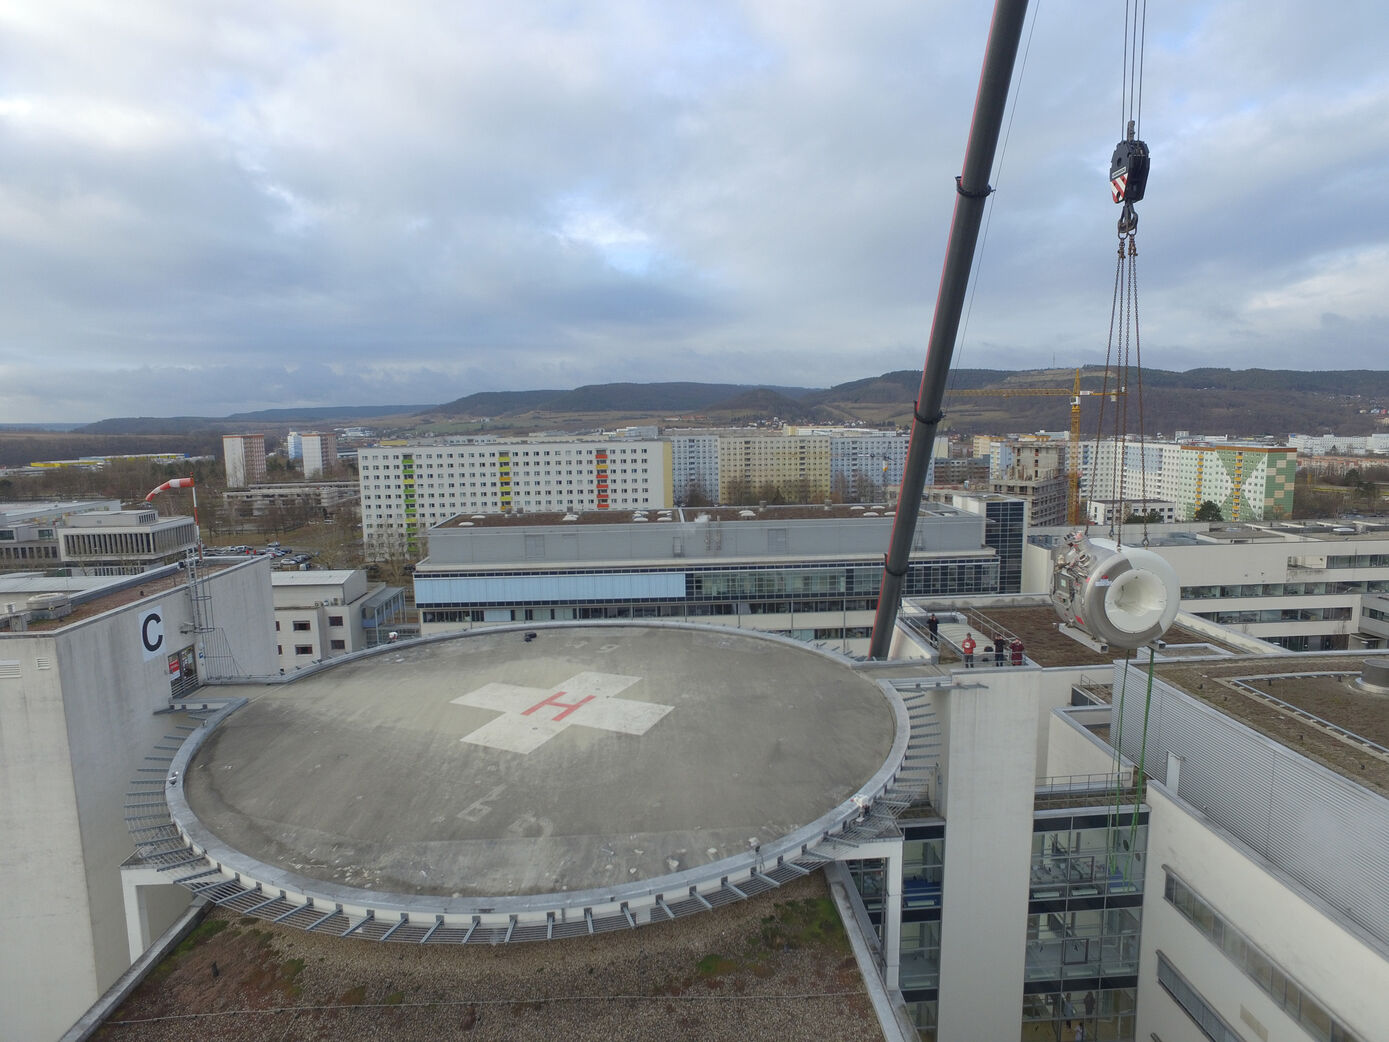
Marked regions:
[222,433,267,489]
[356,439,674,558]
[1085,440,1296,521]
[669,433,721,504]
[716,433,832,503]
[286,431,303,460]
[299,432,339,479]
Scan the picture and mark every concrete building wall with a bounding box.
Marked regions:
[1137,783,1386,1042]
[0,632,99,1042]
[935,670,1039,1041]
[272,571,377,669]
[423,510,985,568]
[0,559,275,1040]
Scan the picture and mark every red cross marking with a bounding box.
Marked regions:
[522,690,595,721]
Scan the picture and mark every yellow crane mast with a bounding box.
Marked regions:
[945,369,1123,525]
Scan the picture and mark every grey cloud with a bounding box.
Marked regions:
[1,1,1386,421]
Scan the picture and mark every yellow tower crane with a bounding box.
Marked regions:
[945,369,1123,525]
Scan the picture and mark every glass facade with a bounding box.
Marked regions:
[898,821,946,1042]
[982,498,1026,594]
[1025,811,1145,1041]
[901,831,946,992]
[418,556,1000,627]
[847,812,1146,1042]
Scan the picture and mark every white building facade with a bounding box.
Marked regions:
[357,439,675,558]
[0,559,276,1041]
[271,569,405,669]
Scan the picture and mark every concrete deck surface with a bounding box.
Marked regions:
[185,624,896,900]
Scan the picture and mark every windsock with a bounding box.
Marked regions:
[145,477,196,501]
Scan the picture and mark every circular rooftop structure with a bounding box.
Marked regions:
[162,624,909,941]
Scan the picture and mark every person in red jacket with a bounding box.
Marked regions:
[961,633,976,668]
[1010,636,1025,666]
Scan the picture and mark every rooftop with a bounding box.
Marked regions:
[0,558,253,633]
[269,569,359,586]
[1155,653,1389,797]
[182,624,899,911]
[433,503,923,529]
[929,603,1243,669]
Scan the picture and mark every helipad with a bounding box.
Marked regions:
[159,624,910,940]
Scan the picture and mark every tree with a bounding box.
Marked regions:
[681,480,713,508]
[1193,500,1224,522]
[1124,509,1163,524]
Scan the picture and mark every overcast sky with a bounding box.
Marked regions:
[2,1,1386,422]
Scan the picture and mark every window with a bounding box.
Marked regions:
[292,621,311,631]
[330,639,346,651]
[275,620,281,631]
[328,615,344,627]
[295,645,313,655]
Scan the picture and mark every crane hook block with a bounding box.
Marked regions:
[1110,134,1150,205]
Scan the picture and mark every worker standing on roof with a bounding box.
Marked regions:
[961,633,976,668]
[1011,637,1025,666]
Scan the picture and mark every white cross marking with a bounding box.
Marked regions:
[451,671,671,754]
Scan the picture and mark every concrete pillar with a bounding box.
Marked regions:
[120,866,192,964]
[883,849,903,989]
[935,670,1040,1042]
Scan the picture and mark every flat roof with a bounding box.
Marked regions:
[270,570,358,585]
[929,603,1239,668]
[1155,653,1389,797]
[0,558,250,632]
[182,624,899,910]
[433,503,926,529]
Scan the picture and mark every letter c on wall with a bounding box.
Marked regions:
[140,608,165,660]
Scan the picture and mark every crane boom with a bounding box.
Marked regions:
[867,0,1032,661]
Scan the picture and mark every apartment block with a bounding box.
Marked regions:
[1086,440,1296,521]
[357,439,674,558]
[716,434,831,502]
[299,431,339,479]
[222,434,267,489]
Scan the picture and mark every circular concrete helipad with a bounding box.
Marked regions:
[182,624,902,914]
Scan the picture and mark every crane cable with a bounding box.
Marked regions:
[1103,0,1159,882]
[1088,0,1152,548]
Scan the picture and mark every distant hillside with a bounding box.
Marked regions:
[55,368,1389,443]
[0,431,224,468]
[704,388,835,424]
[431,382,818,417]
[80,404,431,434]
[226,404,432,422]
[430,390,565,417]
